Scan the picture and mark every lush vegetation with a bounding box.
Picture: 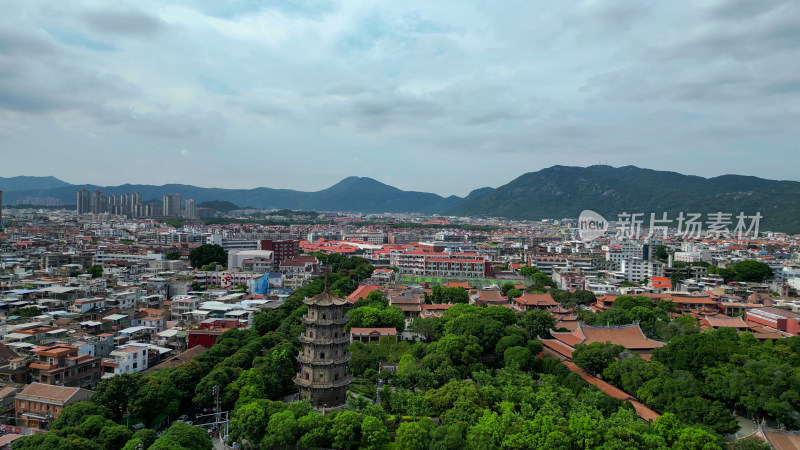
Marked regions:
[346,290,406,333]
[708,260,774,283]
[443,164,800,233]
[572,298,800,435]
[428,285,470,304]
[519,265,556,291]
[87,264,104,279]
[575,295,689,341]
[189,244,227,269]
[9,306,40,318]
[549,288,597,305]
[649,328,800,429]
[11,402,210,450]
[235,290,729,449]
[18,256,791,450]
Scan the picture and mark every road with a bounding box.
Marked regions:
[212,436,226,450]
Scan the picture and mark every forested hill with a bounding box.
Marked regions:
[6,166,800,232]
[444,165,800,233]
[0,175,71,192]
[2,176,461,215]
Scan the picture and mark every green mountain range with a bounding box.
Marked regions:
[444,165,800,233]
[3,166,800,232]
[1,176,460,215]
[0,175,71,192]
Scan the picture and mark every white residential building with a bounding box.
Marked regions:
[94,251,163,265]
[777,266,800,282]
[170,296,199,322]
[106,289,142,310]
[102,343,149,377]
[618,259,664,282]
[604,242,645,263]
[227,250,274,270]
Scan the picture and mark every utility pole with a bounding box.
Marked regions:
[213,385,220,422]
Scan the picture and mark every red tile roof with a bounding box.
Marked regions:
[475,290,506,302]
[515,292,558,307]
[17,383,83,404]
[763,429,800,450]
[552,323,664,350]
[421,304,454,310]
[702,315,748,329]
[561,360,660,422]
[350,327,398,335]
[542,339,575,358]
[346,285,380,304]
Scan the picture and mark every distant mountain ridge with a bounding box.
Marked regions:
[444,165,800,233]
[3,166,800,232]
[0,176,71,192]
[1,176,461,215]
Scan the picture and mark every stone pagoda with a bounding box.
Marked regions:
[295,287,352,409]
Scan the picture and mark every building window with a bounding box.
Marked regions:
[320,352,325,359]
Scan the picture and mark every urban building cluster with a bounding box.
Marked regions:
[75,189,202,219]
[1,202,800,439]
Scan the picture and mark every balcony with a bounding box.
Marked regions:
[296,353,351,365]
[294,373,352,389]
[301,315,349,326]
[299,335,351,345]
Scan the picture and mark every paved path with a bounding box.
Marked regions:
[212,436,228,450]
[727,416,759,441]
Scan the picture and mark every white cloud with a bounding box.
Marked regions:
[0,1,798,196]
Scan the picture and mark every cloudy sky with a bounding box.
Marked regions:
[1,0,798,196]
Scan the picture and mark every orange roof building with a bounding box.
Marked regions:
[701,315,749,331]
[346,285,381,304]
[350,327,398,343]
[549,323,664,354]
[512,292,558,311]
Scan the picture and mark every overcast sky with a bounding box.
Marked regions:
[1,0,798,196]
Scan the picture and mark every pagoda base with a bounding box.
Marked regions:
[298,385,348,409]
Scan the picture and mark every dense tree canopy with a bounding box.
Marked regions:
[87,264,103,278]
[189,244,227,268]
[429,285,470,304]
[346,305,406,333]
[709,260,774,283]
[521,309,557,339]
[573,342,625,376]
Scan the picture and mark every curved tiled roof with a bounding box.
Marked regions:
[515,292,558,306]
[304,288,349,306]
[552,323,664,350]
